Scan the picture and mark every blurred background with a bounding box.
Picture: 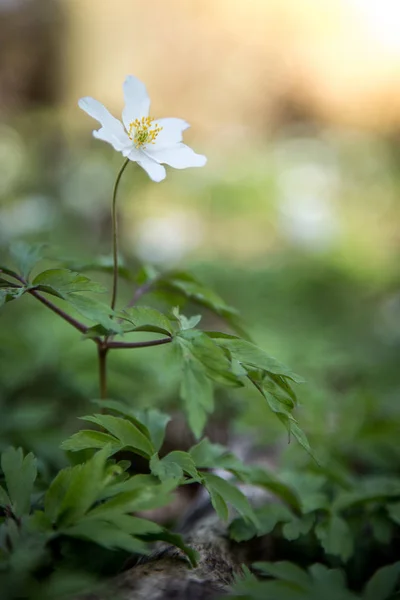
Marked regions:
[1,0,400,477]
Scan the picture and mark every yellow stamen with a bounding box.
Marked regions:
[128,116,163,149]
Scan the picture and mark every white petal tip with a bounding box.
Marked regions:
[196,155,207,167]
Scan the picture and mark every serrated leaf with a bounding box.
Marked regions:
[160,271,238,317]
[0,287,26,308]
[315,515,354,562]
[106,515,162,536]
[280,417,313,456]
[91,399,151,439]
[66,294,122,333]
[254,561,311,588]
[177,330,243,387]
[86,481,175,518]
[122,306,173,336]
[81,414,154,458]
[49,447,109,526]
[63,519,148,554]
[1,447,37,517]
[134,408,171,452]
[241,466,302,512]
[202,472,258,525]
[188,439,247,476]
[363,562,400,600]
[210,335,304,383]
[45,468,73,523]
[10,241,45,280]
[172,306,202,330]
[151,451,200,483]
[60,430,121,454]
[33,269,106,298]
[180,361,213,439]
[64,256,135,281]
[230,503,294,542]
[282,514,315,540]
[150,454,183,482]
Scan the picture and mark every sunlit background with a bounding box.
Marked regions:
[1,0,400,472]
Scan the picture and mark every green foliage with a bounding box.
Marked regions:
[1,447,37,517]
[122,305,174,336]
[229,561,400,600]
[10,241,45,280]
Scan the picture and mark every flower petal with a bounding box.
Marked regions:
[79,97,130,152]
[154,118,190,148]
[145,143,207,169]
[136,154,166,182]
[122,75,151,130]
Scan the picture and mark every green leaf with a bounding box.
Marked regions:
[45,468,73,523]
[172,306,202,330]
[33,269,106,298]
[91,399,151,439]
[64,256,135,281]
[180,361,213,439]
[10,241,45,280]
[134,408,171,452]
[151,451,200,483]
[175,330,243,439]
[177,330,243,387]
[141,529,198,568]
[122,306,174,336]
[315,515,354,562]
[210,335,304,383]
[202,473,258,525]
[150,454,183,483]
[282,514,315,540]
[280,417,313,456]
[370,513,393,544]
[0,287,26,308]
[105,514,163,536]
[63,519,148,554]
[1,447,37,517]
[66,294,122,333]
[60,430,122,454]
[159,270,238,318]
[0,484,11,507]
[387,502,400,525]
[80,414,154,458]
[46,446,109,526]
[86,481,175,518]
[206,486,229,521]
[363,562,400,600]
[240,466,302,512]
[254,561,311,588]
[189,438,233,469]
[230,503,294,542]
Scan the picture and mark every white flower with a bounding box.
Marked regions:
[78,75,207,182]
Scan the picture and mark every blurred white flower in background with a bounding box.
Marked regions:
[79,75,207,182]
[133,212,204,266]
[275,136,340,251]
[0,195,55,241]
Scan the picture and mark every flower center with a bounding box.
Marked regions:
[128,116,163,149]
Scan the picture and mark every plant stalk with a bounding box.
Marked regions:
[110,157,130,312]
[98,345,108,400]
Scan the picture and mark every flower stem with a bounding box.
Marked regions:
[98,345,108,400]
[110,157,130,312]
